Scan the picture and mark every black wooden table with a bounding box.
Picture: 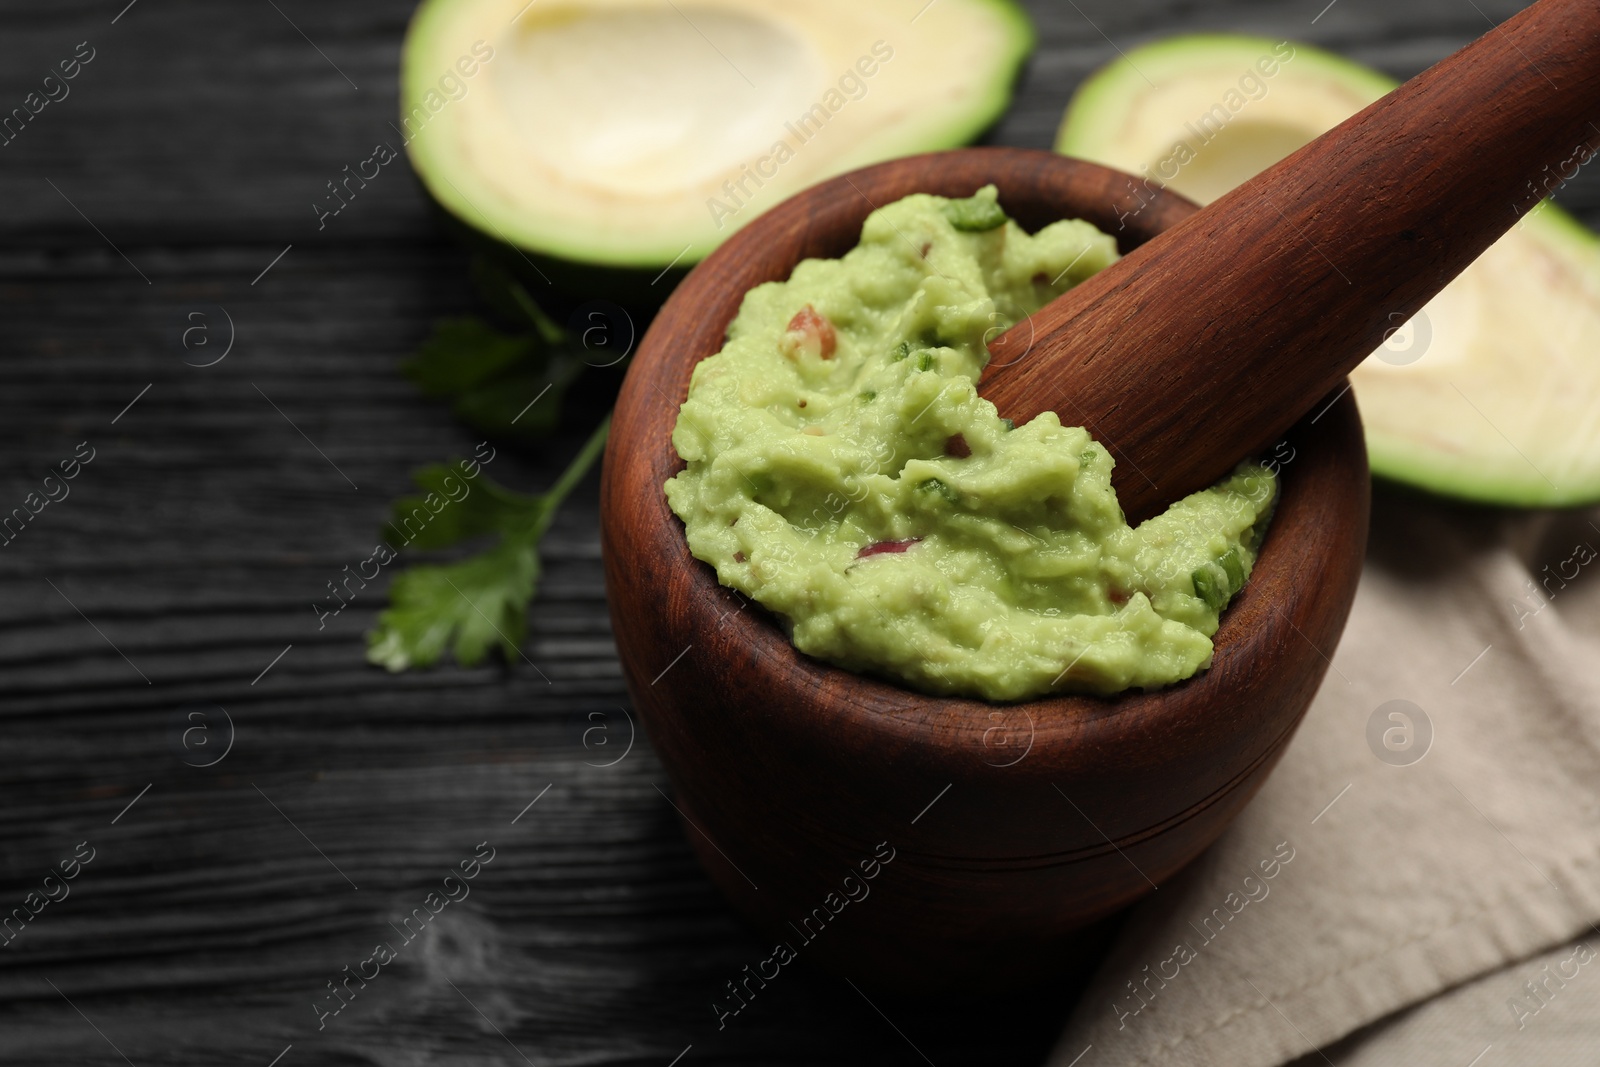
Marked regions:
[3,1,1591,1064]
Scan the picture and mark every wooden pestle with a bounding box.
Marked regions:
[981,0,1600,523]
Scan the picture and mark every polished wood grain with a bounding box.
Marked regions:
[602,149,1370,991]
[982,0,1600,522]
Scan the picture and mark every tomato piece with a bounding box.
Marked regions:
[856,538,921,559]
[783,304,837,359]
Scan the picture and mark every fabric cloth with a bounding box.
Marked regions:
[1050,490,1600,1066]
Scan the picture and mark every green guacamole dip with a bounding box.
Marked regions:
[664,187,1276,701]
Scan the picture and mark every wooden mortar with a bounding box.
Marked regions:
[602,150,1366,989]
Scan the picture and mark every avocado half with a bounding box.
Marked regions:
[1057,34,1600,508]
[399,0,1034,277]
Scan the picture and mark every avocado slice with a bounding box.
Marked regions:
[400,0,1034,274]
[1056,34,1600,508]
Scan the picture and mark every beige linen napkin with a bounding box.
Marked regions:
[1049,491,1600,1066]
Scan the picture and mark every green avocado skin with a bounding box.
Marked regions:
[400,0,1038,278]
[664,188,1278,702]
[1055,32,1600,509]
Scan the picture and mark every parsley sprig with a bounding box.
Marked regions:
[366,260,616,671]
[399,269,582,441]
[366,417,610,671]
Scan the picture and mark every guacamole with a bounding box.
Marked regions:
[663,187,1277,701]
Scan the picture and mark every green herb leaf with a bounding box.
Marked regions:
[365,538,540,671]
[402,315,579,441]
[386,462,548,552]
[1191,547,1246,612]
[367,416,611,672]
[448,356,584,439]
[404,317,537,397]
[942,195,1008,233]
[404,265,579,443]
[1219,546,1245,591]
[1190,564,1226,611]
[916,477,960,504]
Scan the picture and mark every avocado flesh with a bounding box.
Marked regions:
[400,0,1034,271]
[1056,34,1600,508]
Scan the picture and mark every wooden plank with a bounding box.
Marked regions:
[0,237,1081,1064]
